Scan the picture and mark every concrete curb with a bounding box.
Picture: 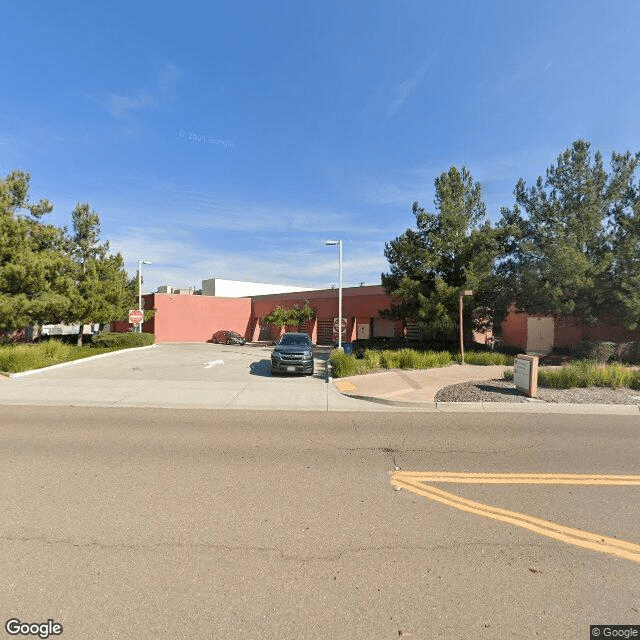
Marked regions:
[3,344,158,379]
[334,391,640,414]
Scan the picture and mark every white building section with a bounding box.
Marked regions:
[201,278,314,298]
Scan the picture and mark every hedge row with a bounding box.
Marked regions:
[329,348,512,378]
[504,361,640,389]
[553,340,640,364]
[91,332,156,348]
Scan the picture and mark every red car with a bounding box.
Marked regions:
[211,330,246,345]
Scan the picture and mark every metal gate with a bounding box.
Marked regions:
[259,322,272,341]
[316,319,334,345]
[406,323,423,342]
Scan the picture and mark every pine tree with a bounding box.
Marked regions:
[64,203,136,345]
[0,171,72,332]
[498,140,640,326]
[382,166,504,340]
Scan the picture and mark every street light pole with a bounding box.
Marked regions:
[325,240,343,350]
[137,260,152,333]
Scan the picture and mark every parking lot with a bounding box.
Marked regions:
[0,343,392,411]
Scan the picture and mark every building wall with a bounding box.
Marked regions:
[500,306,640,352]
[251,285,400,343]
[143,293,252,342]
[499,306,528,350]
[201,278,314,298]
[553,315,583,347]
[581,322,640,343]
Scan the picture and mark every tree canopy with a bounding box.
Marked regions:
[263,300,315,328]
[381,166,505,339]
[0,170,137,339]
[0,171,72,331]
[497,139,640,327]
[63,203,137,344]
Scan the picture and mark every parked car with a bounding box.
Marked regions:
[271,332,314,375]
[212,330,246,345]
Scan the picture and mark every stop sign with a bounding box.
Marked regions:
[129,309,144,324]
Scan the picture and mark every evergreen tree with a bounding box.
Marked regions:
[381,166,505,340]
[63,203,136,345]
[0,171,72,332]
[609,155,640,328]
[498,140,640,326]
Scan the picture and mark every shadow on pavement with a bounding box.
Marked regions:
[249,358,327,379]
[249,359,273,377]
[477,383,525,397]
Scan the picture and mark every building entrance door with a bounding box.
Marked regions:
[526,317,554,354]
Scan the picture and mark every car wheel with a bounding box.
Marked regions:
[212,337,217,343]
[226,338,232,344]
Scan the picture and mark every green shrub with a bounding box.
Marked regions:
[329,349,359,378]
[330,347,452,377]
[0,340,93,373]
[537,361,637,389]
[39,339,73,360]
[0,347,22,372]
[91,332,155,348]
[376,349,448,369]
[363,349,381,370]
[421,350,453,368]
[557,340,617,363]
[457,350,515,366]
[378,350,397,369]
[617,341,640,364]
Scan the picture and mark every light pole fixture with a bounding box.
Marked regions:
[459,289,474,364]
[325,240,343,350]
[137,260,152,333]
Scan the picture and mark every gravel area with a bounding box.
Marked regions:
[434,378,640,405]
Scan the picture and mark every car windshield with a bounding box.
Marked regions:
[278,335,310,346]
[228,332,241,338]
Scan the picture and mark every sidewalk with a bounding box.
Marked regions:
[332,364,506,404]
[331,364,640,414]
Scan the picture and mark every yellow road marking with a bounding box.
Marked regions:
[395,472,640,485]
[391,471,640,563]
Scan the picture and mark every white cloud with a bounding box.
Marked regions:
[98,61,180,120]
[102,92,157,120]
[389,55,435,114]
[158,62,180,94]
[108,223,389,294]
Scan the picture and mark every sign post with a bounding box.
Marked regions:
[129,309,144,327]
[459,290,474,364]
[514,354,539,397]
[333,317,347,344]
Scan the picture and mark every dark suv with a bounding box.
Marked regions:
[271,332,315,375]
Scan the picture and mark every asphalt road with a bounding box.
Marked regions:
[1,406,639,640]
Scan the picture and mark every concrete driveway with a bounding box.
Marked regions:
[0,343,395,412]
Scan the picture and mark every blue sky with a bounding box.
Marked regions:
[2,1,640,293]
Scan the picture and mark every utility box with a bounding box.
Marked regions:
[514,354,539,397]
